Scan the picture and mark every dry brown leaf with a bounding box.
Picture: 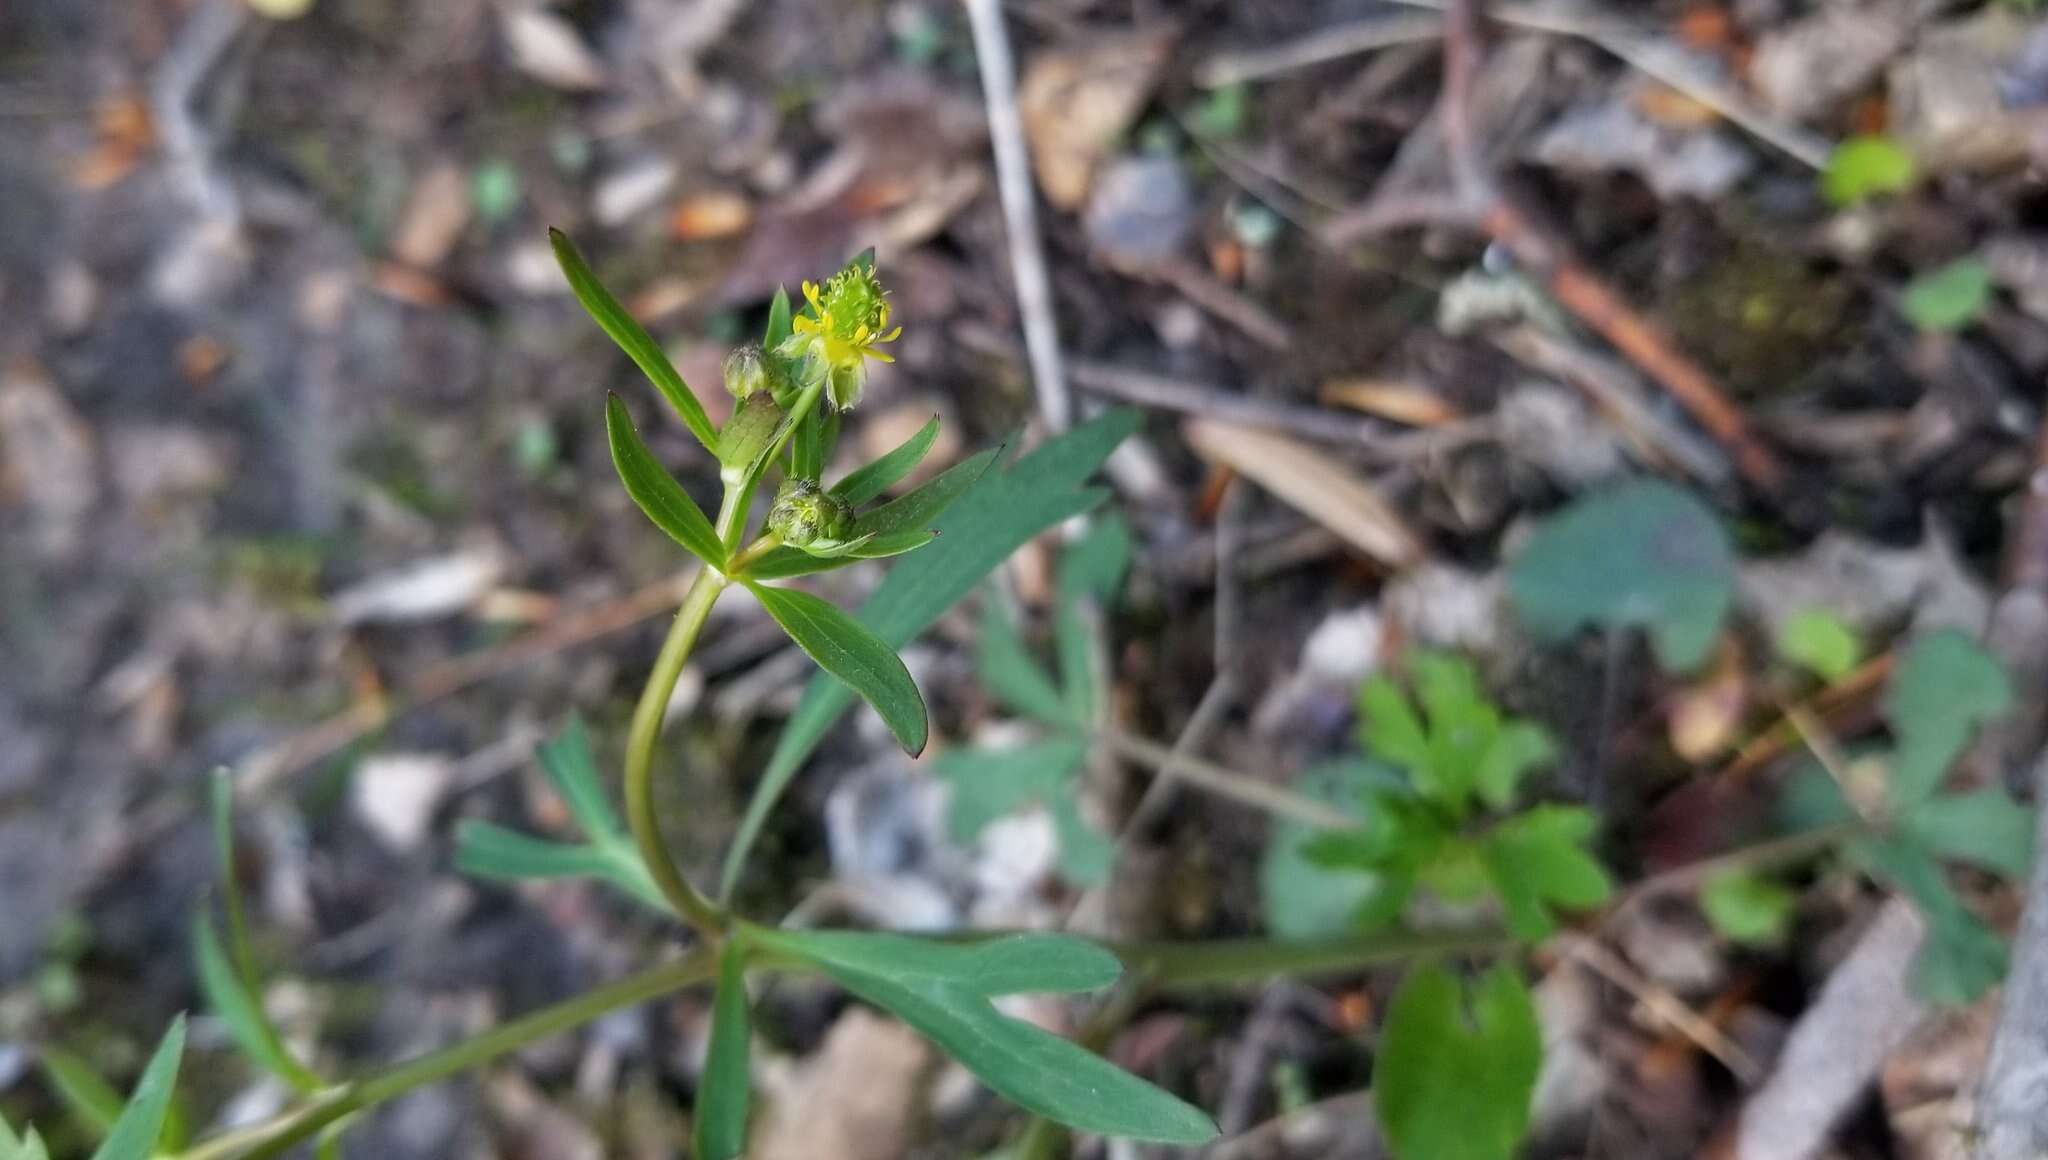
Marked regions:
[1668,640,1749,762]
[1018,30,1174,210]
[500,5,607,92]
[1182,417,1425,570]
[390,161,473,269]
[755,1008,932,1160]
[1319,379,1459,427]
[669,190,754,240]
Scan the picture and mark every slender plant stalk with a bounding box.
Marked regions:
[1095,728,1357,830]
[174,947,721,1160]
[623,564,729,937]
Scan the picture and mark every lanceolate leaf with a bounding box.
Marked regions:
[695,945,753,1160]
[746,582,928,755]
[90,1016,186,1160]
[37,1049,126,1144]
[205,773,321,1092]
[975,598,1071,725]
[1,1114,51,1160]
[536,716,623,840]
[1054,515,1130,723]
[764,286,793,349]
[851,448,1000,539]
[1375,964,1540,1160]
[605,395,727,567]
[551,229,718,451]
[720,408,1140,900]
[759,931,1214,1144]
[834,415,941,506]
[452,820,666,911]
[193,913,320,1092]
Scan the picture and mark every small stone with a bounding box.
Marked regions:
[352,753,456,851]
[1083,155,1194,269]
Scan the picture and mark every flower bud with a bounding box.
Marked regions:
[722,345,769,399]
[766,478,852,548]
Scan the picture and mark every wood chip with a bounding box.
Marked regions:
[1183,417,1425,570]
[1319,379,1460,427]
[500,5,607,92]
[1017,30,1173,209]
[669,190,754,240]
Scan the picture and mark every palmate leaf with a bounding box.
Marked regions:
[758,931,1215,1144]
[89,1016,186,1160]
[1375,964,1540,1160]
[720,408,1141,900]
[695,944,753,1160]
[746,582,928,756]
[551,229,718,451]
[605,395,727,567]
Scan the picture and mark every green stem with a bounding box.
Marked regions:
[174,947,720,1160]
[623,564,729,937]
[1118,927,1512,988]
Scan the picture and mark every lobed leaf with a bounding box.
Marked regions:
[452,820,666,911]
[1507,479,1734,672]
[1883,629,2013,806]
[720,409,1140,900]
[747,582,928,755]
[1852,836,2009,1004]
[936,738,1089,841]
[761,930,1213,1144]
[1901,788,2034,879]
[551,229,718,450]
[605,395,727,567]
[1477,805,1613,941]
[1260,760,1405,939]
[1375,963,1540,1160]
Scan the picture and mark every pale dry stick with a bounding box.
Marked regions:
[1070,361,1434,456]
[961,0,1072,434]
[1196,12,1445,87]
[1381,0,1832,170]
[1095,728,1358,831]
[1558,934,1761,1084]
[152,0,248,226]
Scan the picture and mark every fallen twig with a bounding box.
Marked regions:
[962,0,1072,433]
[1321,0,1791,497]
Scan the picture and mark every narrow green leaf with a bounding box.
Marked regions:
[1776,609,1862,682]
[206,773,320,1092]
[1375,963,1540,1160]
[761,931,1214,1144]
[936,738,1090,841]
[536,717,623,841]
[759,930,1122,996]
[764,286,793,348]
[605,395,727,566]
[453,820,666,910]
[695,945,753,1160]
[193,913,320,1091]
[720,408,1140,900]
[550,229,717,450]
[834,415,941,506]
[1050,799,1114,886]
[746,583,928,755]
[90,1015,186,1160]
[1902,788,2035,878]
[1054,515,1130,723]
[852,448,1000,539]
[975,598,1071,725]
[736,532,928,581]
[1699,869,1797,948]
[38,1048,125,1142]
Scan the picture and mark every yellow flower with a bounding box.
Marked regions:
[782,263,901,409]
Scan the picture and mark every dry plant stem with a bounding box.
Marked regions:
[1558,935,1761,1083]
[962,0,1071,433]
[623,564,729,938]
[1096,727,1358,830]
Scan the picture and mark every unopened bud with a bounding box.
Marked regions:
[766,478,852,548]
[722,345,769,399]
